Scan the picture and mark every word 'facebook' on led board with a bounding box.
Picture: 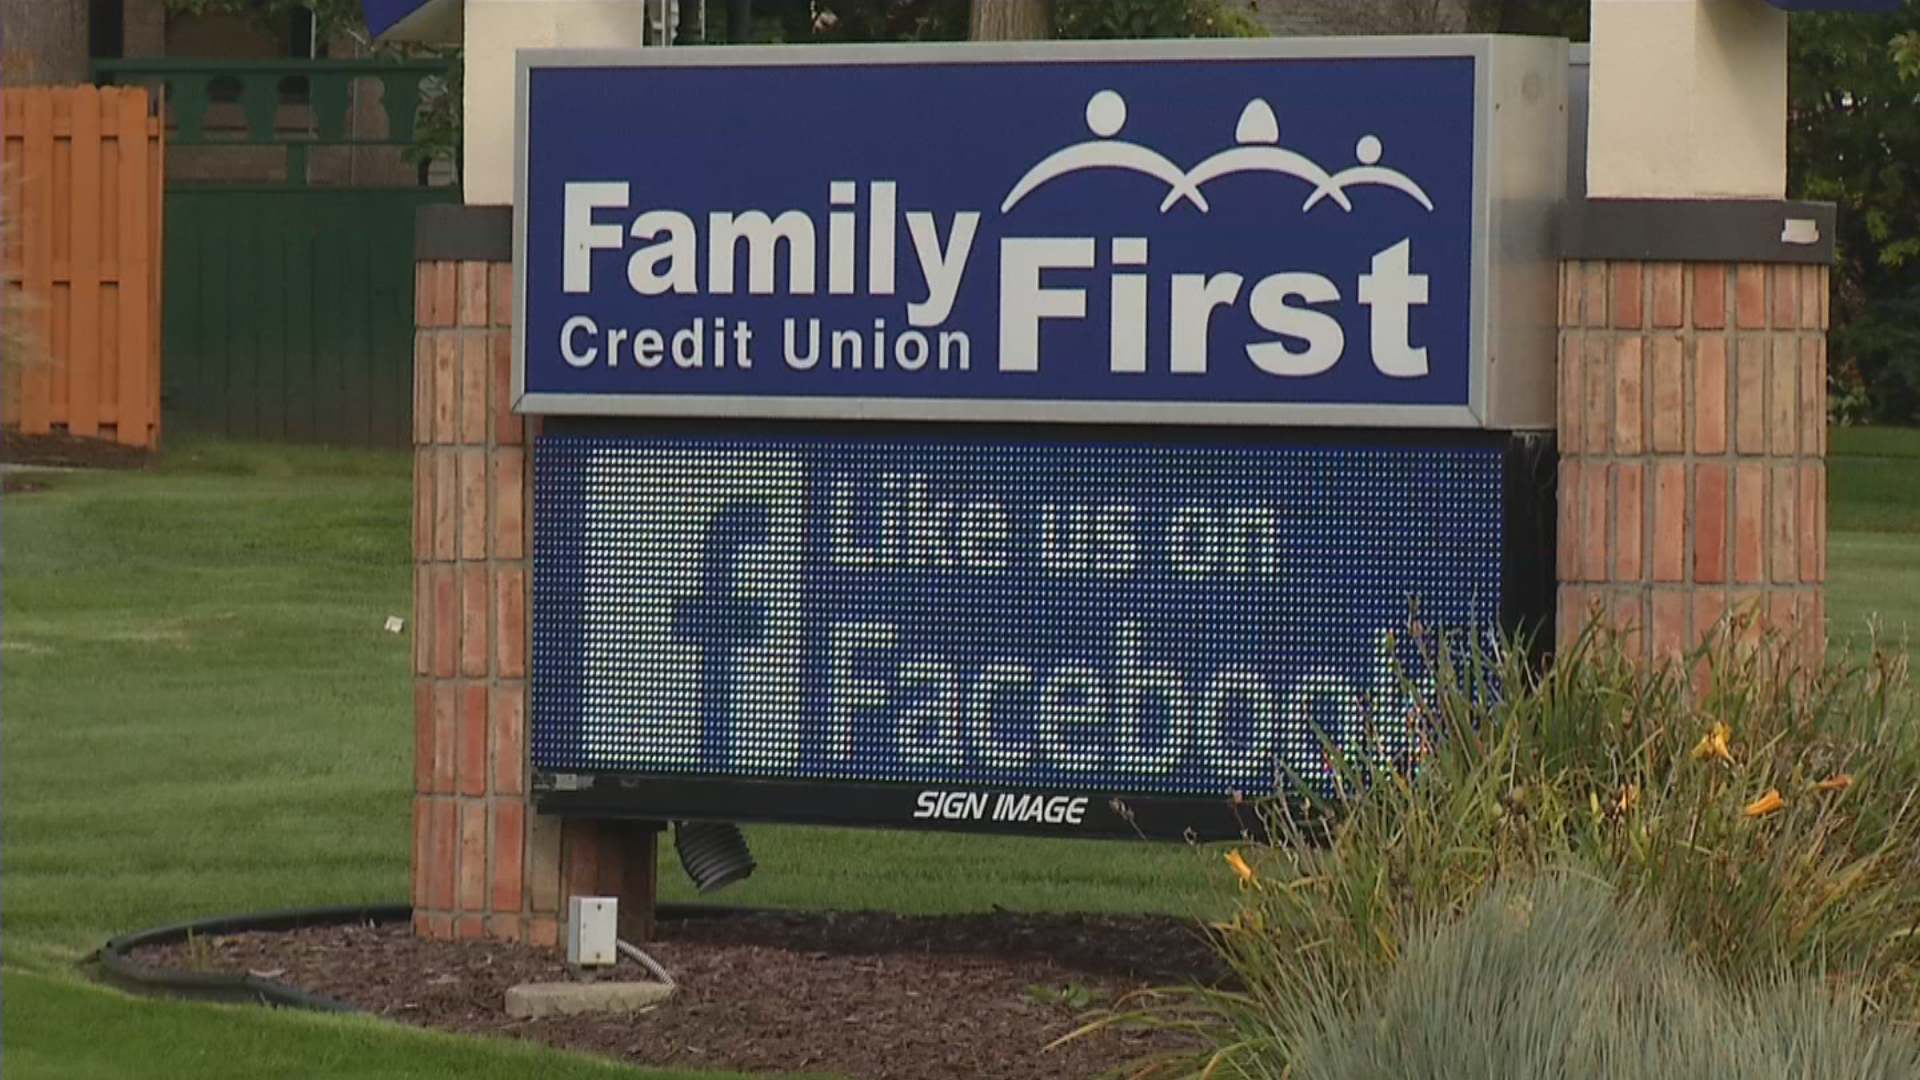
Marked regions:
[529,431,1507,836]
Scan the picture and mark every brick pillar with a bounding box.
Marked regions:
[412,206,658,946]
[1556,202,1832,668]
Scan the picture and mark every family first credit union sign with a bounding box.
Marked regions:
[513,38,1565,428]
[514,39,1566,839]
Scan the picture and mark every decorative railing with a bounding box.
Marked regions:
[91,59,455,186]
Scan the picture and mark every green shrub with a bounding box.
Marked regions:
[1105,615,1920,1078]
[1056,0,1266,40]
[1286,871,1920,1080]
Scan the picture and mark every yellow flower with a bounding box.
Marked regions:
[1744,789,1785,818]
[1613,784,1640,817]
[1692,723,1734,764]
[1224,849,1257,886]
[1814,774,1854,793]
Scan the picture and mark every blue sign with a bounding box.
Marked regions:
[513,41,1567,428]
[529,431,1505,806]
[360,0,457,42]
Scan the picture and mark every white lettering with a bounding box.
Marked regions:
[894,330,930,372]
[1218,506,1279,573]
[625,210,698,296]
[1096,503,1137,575]
[912,790,989,821]
[1359,239,1430,378]
[1113,621,1187,774]
[731,320,755,369]
[1167,504,1217,575]
[563,182,627,293]
[784,318,819,370]
[671,319,705,369]
[869,181,898,295]
[708,211,817,296]
[898,660,964,765]
[939,331,971,371]
[1198,667,1276,773]
[634,328,664,368]
[561,315,598,368]
[998,238,1094,373]
[1110,236,1150,374]
[831,328,863,370]
[1169,272,1244,374]
[905,211,980,327]
[828,181,857,296]
[969,662,1033,769]
[1247,272,1344,377]
[1038,662,1103,773]
[828,622,894,759]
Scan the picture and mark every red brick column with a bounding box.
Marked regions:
[412,234,658,946]
[1555,257,1828,666]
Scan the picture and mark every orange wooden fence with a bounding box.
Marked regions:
[2,86,165,449]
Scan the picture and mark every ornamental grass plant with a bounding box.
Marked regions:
[1097,612,1920,1079]
[1283,870,1920,1080]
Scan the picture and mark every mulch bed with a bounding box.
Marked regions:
[132,910,1232,1080]
[2,430,152,470]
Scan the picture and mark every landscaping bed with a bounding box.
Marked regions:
[133,909,1226,1080]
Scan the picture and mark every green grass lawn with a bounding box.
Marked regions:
[4,430,1916,1078]
[0,438,1225,1079]
[4,968,796,1080]
[1828,426,1920,646]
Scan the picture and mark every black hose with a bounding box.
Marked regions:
[91,901,771,1013]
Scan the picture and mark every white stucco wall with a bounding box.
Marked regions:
[456,0,1790,206]
[1586,0,1788,199]
[463,0,649,206]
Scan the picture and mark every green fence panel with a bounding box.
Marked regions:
[162,187,457,448]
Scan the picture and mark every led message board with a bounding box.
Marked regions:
[515,39,1565,838]
[512,39,1566,429]
[529,427,1507,837]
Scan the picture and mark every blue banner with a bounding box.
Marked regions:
[360,0,455,41]
[517,47,1488,425]
[530,431,1505,800]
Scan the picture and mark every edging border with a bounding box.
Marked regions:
[93,903,411,1012]
[91,902,766,1012]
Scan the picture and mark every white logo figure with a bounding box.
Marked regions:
[1001,96,1436,216]
[1000,90,1210,214]
[1167,98,1349,213]
[1304,135,1435,212]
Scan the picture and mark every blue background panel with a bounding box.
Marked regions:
[530,432,1504,799]
[520,54,1478,413]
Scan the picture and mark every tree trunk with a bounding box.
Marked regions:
[970,0,1052,41]
[1,0,89,86]
[675,0,706,45]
